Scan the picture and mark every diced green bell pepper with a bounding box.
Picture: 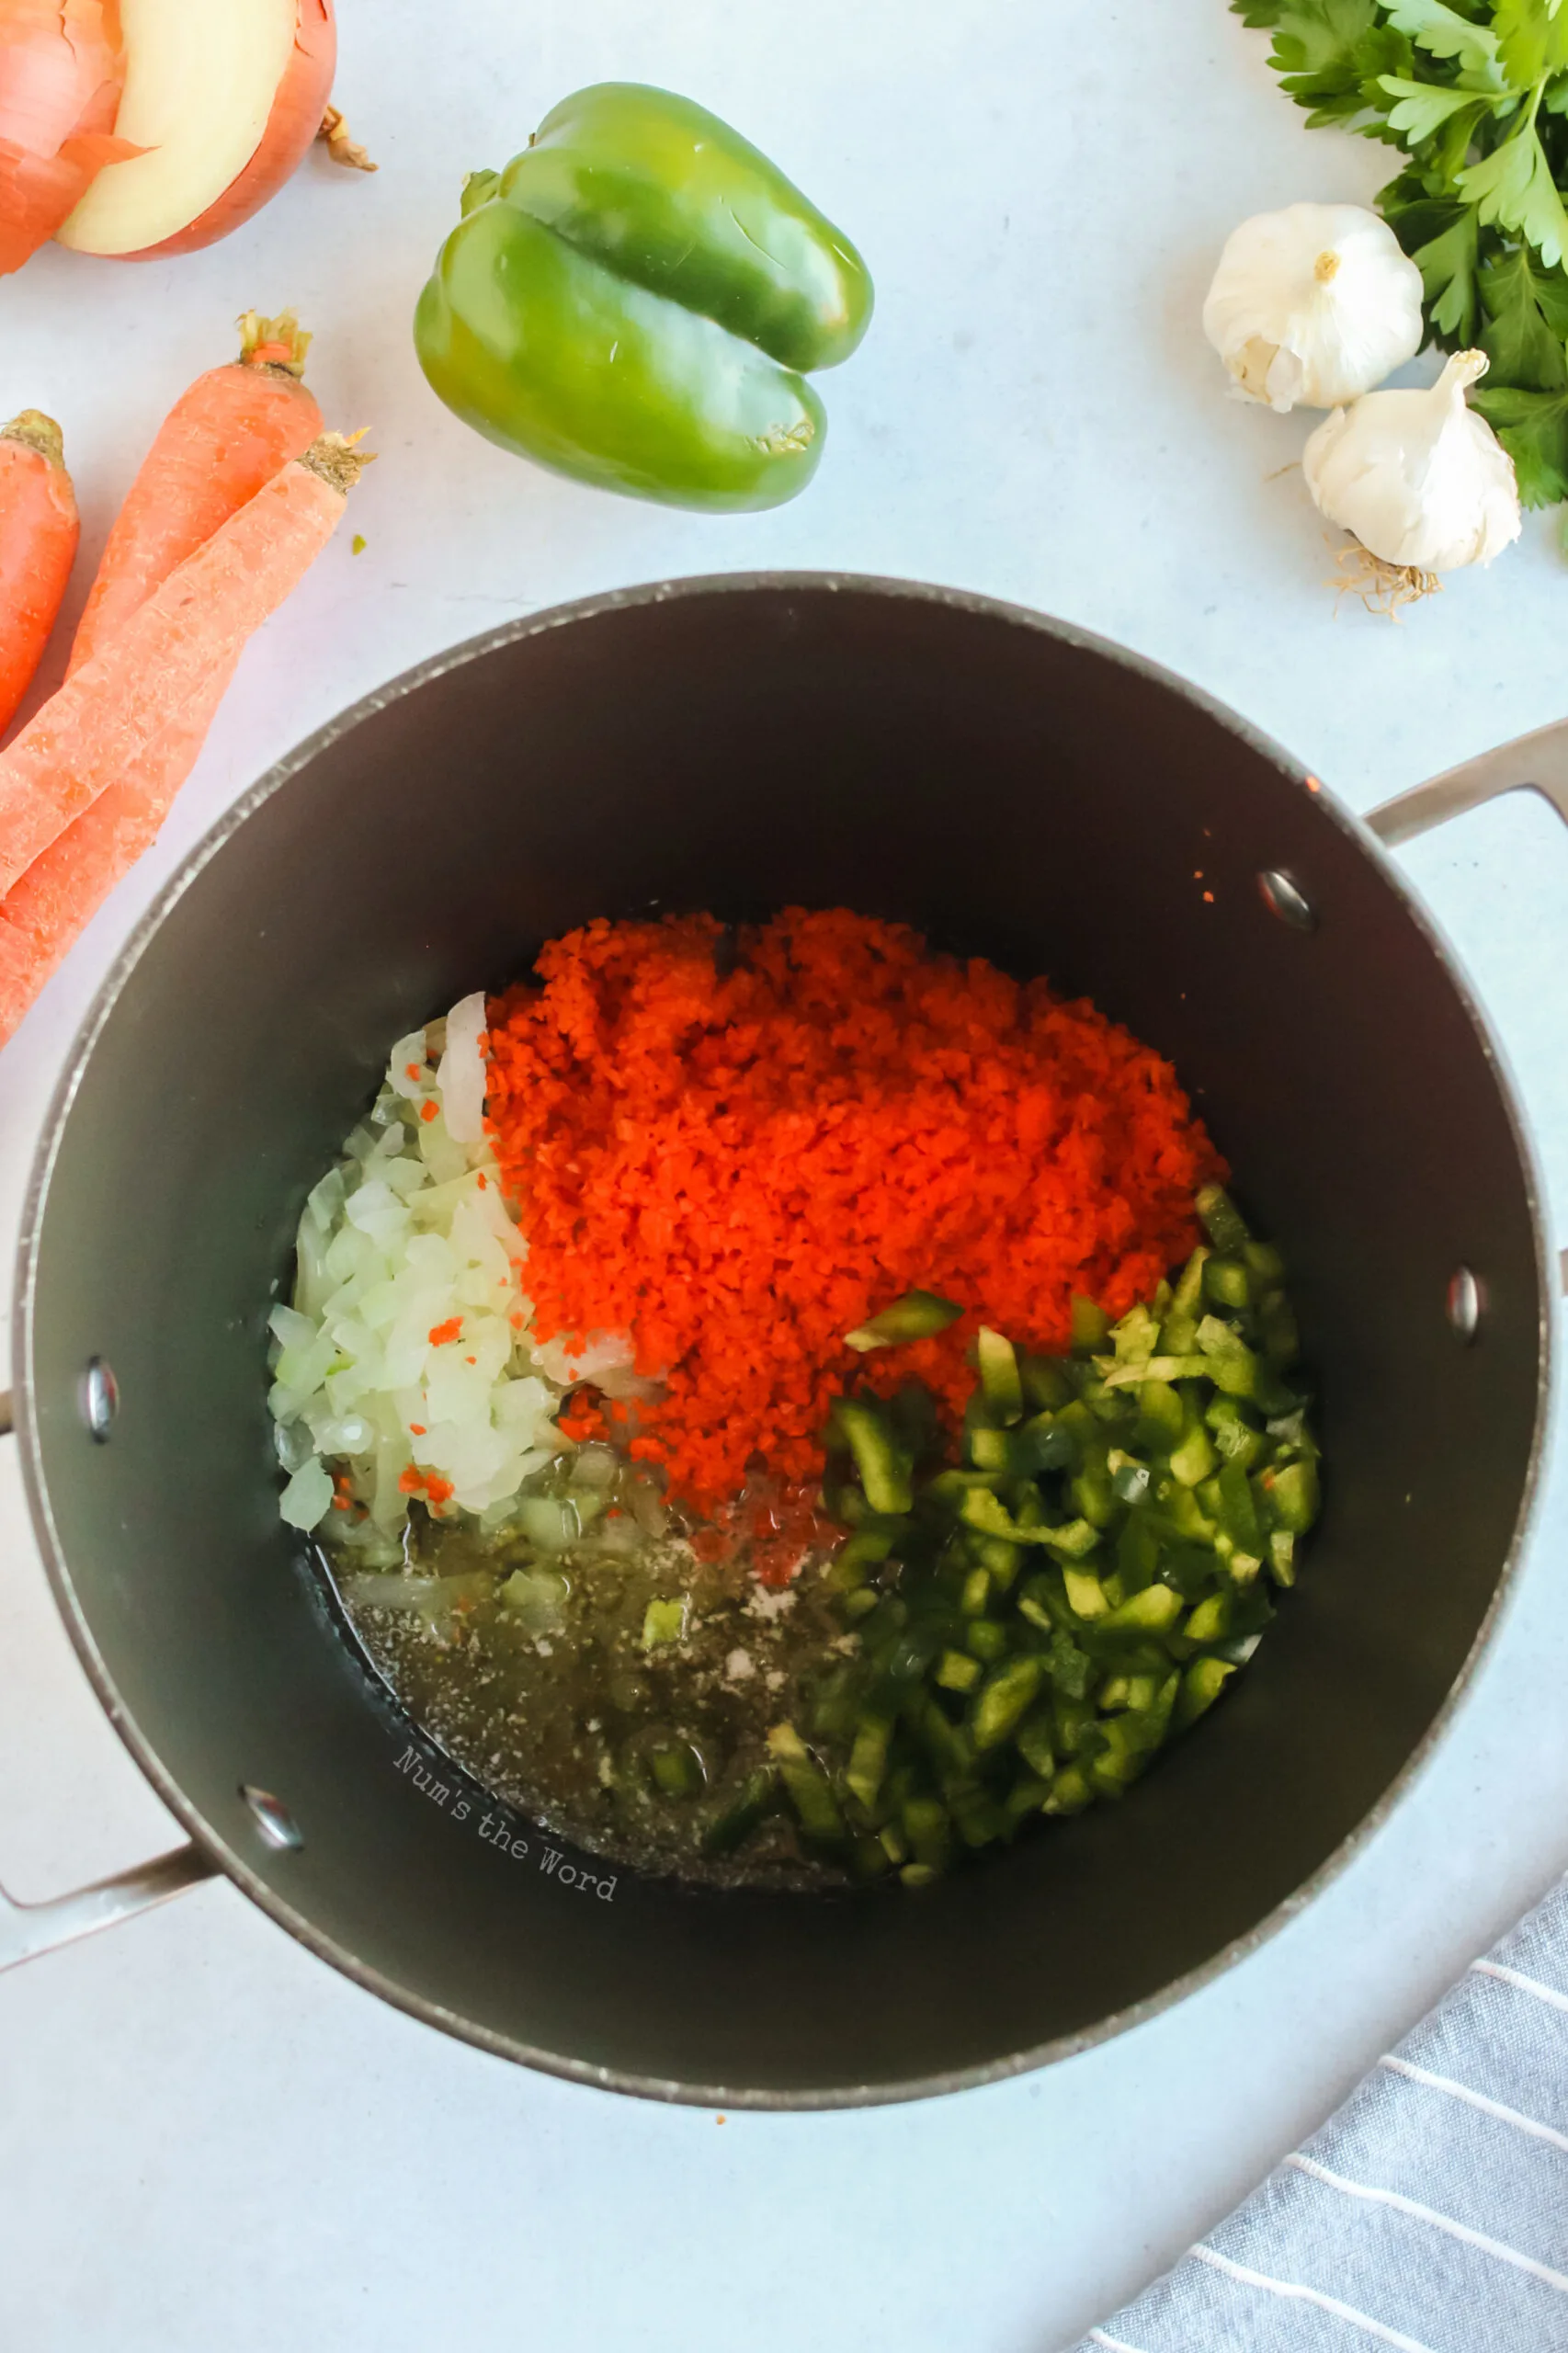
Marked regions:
[845,1288,961,1351]
[833,1397,915,1516]
[971,1655,1046,1749]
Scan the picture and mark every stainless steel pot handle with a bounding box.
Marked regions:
[1367,723,1568,1299]
[0,1391,218,1973]
[1365,716,1568,849]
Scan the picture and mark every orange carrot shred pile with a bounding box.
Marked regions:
[486,911,1223,1515]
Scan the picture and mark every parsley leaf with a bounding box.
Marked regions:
[1493,0,1568,87]
[1379,72,1505,137]
[1383,0,1505,74]
[1230,0,1383,121]
[1421,207,1486,332]
[1470,379,1568,497]
[1460,124,1568,263]
[1478,238,1568,377]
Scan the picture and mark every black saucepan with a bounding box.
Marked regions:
[3,575,1562,2108]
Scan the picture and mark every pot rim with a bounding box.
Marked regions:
[11,569,1557,2109]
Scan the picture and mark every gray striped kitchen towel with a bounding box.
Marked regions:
[1075,1872,1568,2352]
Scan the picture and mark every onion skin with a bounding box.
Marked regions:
[123,0,335,261]
[0,0,140,273]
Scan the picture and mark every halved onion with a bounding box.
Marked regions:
[56,0,335,260]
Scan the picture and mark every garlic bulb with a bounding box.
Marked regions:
[1302,350,1522,573]
[1202,202,1425,413]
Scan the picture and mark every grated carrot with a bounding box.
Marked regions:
[487,911,1223,1514]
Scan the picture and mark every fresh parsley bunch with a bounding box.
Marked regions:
[1233,0,1568,504]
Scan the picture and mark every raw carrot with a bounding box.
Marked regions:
[0,410,78,733]
[0,433,367,916]
[0,314,326,1037]
[70,310,323,673]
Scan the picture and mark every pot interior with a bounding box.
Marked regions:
[17,578,1547,2103]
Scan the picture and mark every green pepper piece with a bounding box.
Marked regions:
[1268,1529,1297,1587]
[964,1617,1010,1664]
[1043,1763,1096,1814]
[1046,1627,1093,1698]
[1197,1184,1251,1253]
[845,1289,963,1351]
[1002,1773,1051,1832]
[1020,1353,1074,1412]
[1108,1450,1153,1508]
[649,1741,704,1798]
[1196,1315,1260,1399]
[1070,1459,1117,1529]
[936,1647,983,1694]
[824,1519,900,1589]
[1070,1295,1111,1355]
[1165,1485,1219,1545]
[902,1794,953,1872]
[1115,1511,1160,1595]
[976,1326,1025,1424]
[1062,1564,1109,1620]
[1051,1690,1098,1757]
[1040,1516,1102,1561]
[1098,1584,1183,1636]
[958,1488,1096,1554]
[949,1786,1007,1849]
[1217,1459,1264,1552]
[916,1699,974,1790]
[1136,1377,1186,1449]
[1174,1655,1236,1729]
[846,1713,892,1813]
[1183,1590,1234,1645]
[1169,1412,1218,1489]
[415,84,873,512]
[1262,1457,1319,1535]
[968,1424,1012,1472]
[960,1567,992,1616]
[971,1655,1046,1750]
[1111,1300,1162,1366]
[1257,1290,1301,1366]
[879,1818,910,1867]
[975,1535,1023,1590]
[642,1597,687,1648]
[1099,1352,1211,1391]
[1015,1708,1058,1780]
[1203,1255,1253,1312]
[1206,1394,1266,1471]
[833,1398,915,1516]
[702,1766,780,1853]
[1088,1712,1157,1794]
[767,1722,846,1842]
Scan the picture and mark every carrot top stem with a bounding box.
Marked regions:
[1,411,66,467]
[238,309,312,377]
[301,432,375,494]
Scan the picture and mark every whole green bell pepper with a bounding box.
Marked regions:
[414,82,873,513]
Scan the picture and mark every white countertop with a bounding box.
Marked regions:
[5,5,1568,2347]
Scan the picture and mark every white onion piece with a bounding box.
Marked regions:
[437,990,487,1142]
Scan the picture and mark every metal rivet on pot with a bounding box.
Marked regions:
[241,1786,303,1851]
[1257,870,1316,932]
[1447,1267,1483,1342]
[80,1357,118,1442]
